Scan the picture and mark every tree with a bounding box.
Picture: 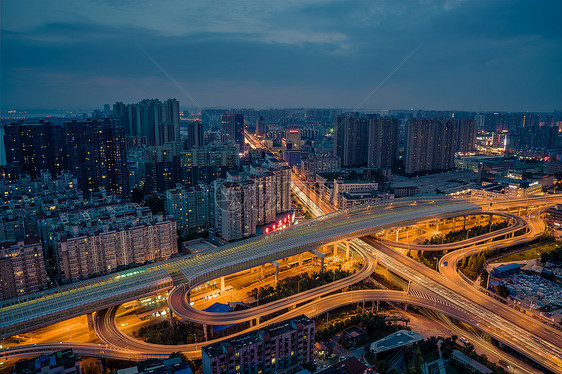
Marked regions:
[169,352,188,361]
[495,284,510,299]
[169,352,195,371]
[83,363,102,374]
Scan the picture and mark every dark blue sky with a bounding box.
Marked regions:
[2,0,561,112]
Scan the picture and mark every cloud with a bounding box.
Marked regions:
[1,0,561,111]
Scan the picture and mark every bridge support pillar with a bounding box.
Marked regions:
[463,215,466,230]
[345,241,350,260]
[299,253,303,267]
[220,276,225,292]
[333,243,337,257]
[395,230,399,242]
[169,309,175,327]
[261,264,265,278]
[272,261,279,283]
[203,324,208,341]
[87,312,95,334]
[309,249,325,272]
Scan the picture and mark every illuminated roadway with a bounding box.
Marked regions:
[363,237,562,373]
[376,211,528,251]
[3,194,562,372]
[5,288,494,361]
[90,200,562,371]
[0,197,475,339]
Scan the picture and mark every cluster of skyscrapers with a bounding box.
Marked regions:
[0,101,298,299]
[333,114,476,175]
[113,98,180,146]
[4,119,128,196]
[166,153,291,241]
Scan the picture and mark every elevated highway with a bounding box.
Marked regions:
[167,240,374,324]
[0,197,478,338]
[90,289,486,359]
[376,211,527,251]
[3,196,562,372]
[362,236,562,373]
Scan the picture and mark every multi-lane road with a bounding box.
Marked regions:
[3,192,562,372]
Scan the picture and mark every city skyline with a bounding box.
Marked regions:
[2,0,562,112]
[2,2,562,373]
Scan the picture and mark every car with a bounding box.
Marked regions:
[459,337,468,344]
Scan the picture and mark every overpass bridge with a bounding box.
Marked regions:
[0,197,478,338]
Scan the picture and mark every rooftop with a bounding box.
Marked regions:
[370,330,423,354]
[202,315,313,358]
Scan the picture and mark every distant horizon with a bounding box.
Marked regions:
[1,106,561,117]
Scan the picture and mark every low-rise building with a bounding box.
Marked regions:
[337,191,394,209]
[12,349,81,374]
[202,315,315,374]
[329,180,379,208]
[491,263,521,278]
[117,357,193,374]
[470,180,542,199]
[450,350,492,374]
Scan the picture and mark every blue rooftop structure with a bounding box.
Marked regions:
[204,303,236,332]
[491,263,521,278]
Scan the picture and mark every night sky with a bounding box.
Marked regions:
[2,0,561,112]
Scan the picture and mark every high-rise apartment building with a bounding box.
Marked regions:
[186,120,205,149]
[144,141,183,193]
[211,154,290,241]
[3,121,65,180]
[127,146,147,193]
[202,315,315,374]
[255,116,266,136]
[64,119,128,196]
[214,178,257,241]
[456,118,476,153]
[179,143,240,186]
[113,98,180,146]
[333,115,369,167]
[404,118,468,175]
[334,115,399,168]
[506,125,558,152]
[222,114,245,150]
[367,117,399,169]
[0,237,48,300]
[166,183,211,233]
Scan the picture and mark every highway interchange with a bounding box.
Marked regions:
[2,178,562,373]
